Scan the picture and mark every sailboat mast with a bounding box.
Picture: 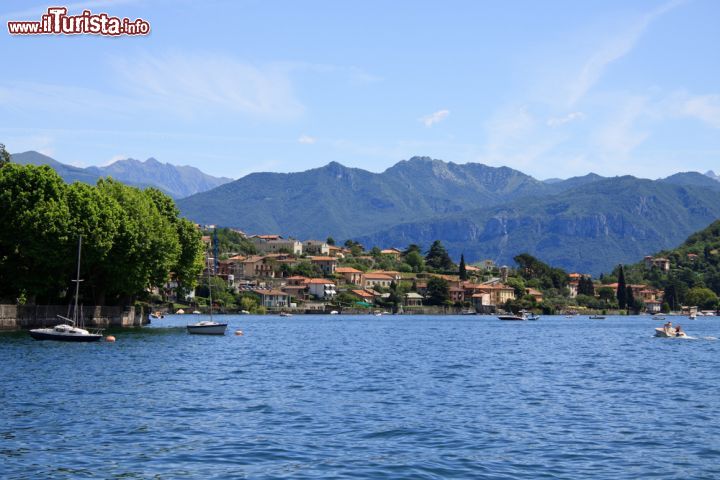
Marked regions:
[72,235,83,325]
[208,244,213,320]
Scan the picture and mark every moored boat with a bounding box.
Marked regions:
[29,236,103,343]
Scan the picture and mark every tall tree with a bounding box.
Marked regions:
[617,265,627,309]
[425,240,455,271]
[326,236,335,246]
[626,285,635,311]
[426,277,450,305]
[459,254,468,280]
[0,143,10,167]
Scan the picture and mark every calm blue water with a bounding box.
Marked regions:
[2,314,720,479]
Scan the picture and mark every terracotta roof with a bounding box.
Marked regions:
[336,267,362,273]
[363,273,393,280]
[252,289,288,296]
[310,256,336,262]
[351,289,375,298]
[305,278,335,285]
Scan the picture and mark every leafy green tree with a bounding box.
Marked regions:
[0,143,10,167]
[403,244,421,256]
[459,254,468,280]
[405,250,425,272]
[96,179,180,304]
[513,253,567,290]
[617,265,627,309]
[326,236,335,246]
[685,287,718,309]
[425,240,455,271]
[0,164,71,302]
[597,286,615,302]
[426,276,450,305]
[370,246,382,258]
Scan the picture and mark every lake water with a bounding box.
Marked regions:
[2,314,719,479]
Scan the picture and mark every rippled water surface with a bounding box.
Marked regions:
[2,315,720,479]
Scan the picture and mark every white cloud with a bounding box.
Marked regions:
[566,0,686,106]
[593,96,651,158]
[681,94,720,129]
[419,109,450,127]
[110,52,304,119]
[547,112,585,127]
[298,135,317,144]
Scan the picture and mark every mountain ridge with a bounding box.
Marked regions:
[176,156,720,273]
[10,151,232,198]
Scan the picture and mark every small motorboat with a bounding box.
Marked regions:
[654,327,688,338]
[148,311,165,322]
[192,310,201,315]
[279,312,293,317]
[589,315,605,319]
[330,310,339,315]
[499,311,538,321]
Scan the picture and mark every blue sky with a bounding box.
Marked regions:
[1,0,719,179]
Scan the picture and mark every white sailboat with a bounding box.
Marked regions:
[29,236,103,342]
[187,250,227,335]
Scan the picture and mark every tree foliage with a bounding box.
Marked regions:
[616,265,627,309]
[513,253,567,290]
[425,240,455,271]
[426,276,450,305]
[0,143,10,167]
[0,164,203,305]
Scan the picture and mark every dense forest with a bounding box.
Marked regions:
[0,162,204,305]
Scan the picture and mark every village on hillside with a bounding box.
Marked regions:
[154,226,684,316]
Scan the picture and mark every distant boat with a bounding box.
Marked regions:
[330,310,339,315]
[279,312,293,317]
[29,236,103,342]
[187,251,227,336]
[589,315,606,320]
[499,311,538,321]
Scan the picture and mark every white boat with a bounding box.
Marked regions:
[330,310,339,315]
[187,320,228,335]
[187,251,227,336]
[654,327,688,338]
[589,315,606,319]
[498,311,538,321]
[279,312,293,317]
[29,236,103,342]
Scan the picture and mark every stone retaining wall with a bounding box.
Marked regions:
[0,305,145,331]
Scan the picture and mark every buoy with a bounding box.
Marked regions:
[105,335,116,342]
[234,330,244,336]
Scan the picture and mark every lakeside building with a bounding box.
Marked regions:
[336,267,363,285]
[362,273,394,289]
[310,256,338,276]
[250,235,303,255]
[644,256,671,271]
[251,289,290,309]
[305,278,337,299]
[303,240,330,255]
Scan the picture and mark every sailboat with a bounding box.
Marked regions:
[29,236,103,342]
[187,248,227,335]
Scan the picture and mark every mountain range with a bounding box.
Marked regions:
[10,151,232,198]
[177,157,720,274]
[11,150,720,274]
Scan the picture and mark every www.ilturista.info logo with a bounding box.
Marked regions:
[7,7,150,36]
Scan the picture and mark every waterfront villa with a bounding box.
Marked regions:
[336,267,363,285]
[251,289,290,309]
[305,278,337,299]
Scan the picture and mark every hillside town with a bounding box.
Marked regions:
[156,227,682,316]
